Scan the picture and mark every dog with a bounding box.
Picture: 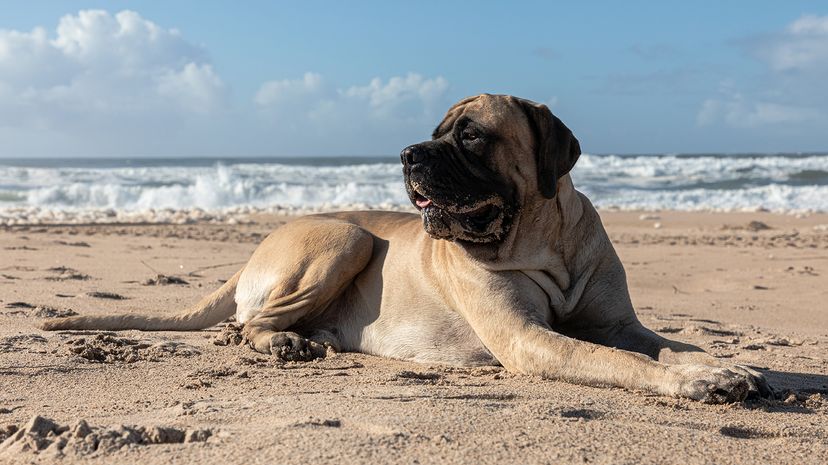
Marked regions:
[39,94,771,403]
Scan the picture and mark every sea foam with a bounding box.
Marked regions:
[1,154,827,224]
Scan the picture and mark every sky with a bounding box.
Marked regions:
[1,1,827,158]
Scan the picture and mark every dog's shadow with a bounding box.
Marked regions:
[749,368,828,413]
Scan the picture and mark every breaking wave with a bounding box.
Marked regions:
[1,153,827,223]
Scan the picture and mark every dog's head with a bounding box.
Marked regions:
[401,94,581,243]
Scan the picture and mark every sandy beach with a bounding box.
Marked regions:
[1,210,827,464]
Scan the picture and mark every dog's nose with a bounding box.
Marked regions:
[401,145,427,166]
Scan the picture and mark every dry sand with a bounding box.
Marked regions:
[0,210,826,464]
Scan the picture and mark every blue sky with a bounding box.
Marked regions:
[1,1,826,157]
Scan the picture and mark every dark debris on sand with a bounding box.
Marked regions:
[86,291,127,300]
[4,302,36,309]
[142,274,189,286]
[33,306,78,318]
[54,240,91,247]
[45,267,91,281]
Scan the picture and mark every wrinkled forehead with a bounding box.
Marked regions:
[432,94,527,139]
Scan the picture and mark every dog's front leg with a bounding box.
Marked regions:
[456,273,753,403]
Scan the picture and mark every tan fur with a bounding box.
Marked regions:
[38,270,242,331]
[38,95,770,403]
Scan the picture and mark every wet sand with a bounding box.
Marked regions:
[1,211,827,464]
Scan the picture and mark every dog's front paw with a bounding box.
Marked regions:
[668,364,751,404]
[269,332,327,362]
[726,364,774,400]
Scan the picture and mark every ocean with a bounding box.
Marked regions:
[1,153,827,224]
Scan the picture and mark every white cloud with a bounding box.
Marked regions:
[254,72,324,106]
[0,9,226,130]
[697,95,818,128]
[256,72,449,119]
[698,15,828,129]
[253,73,452,150]
[759,14,828,71]
[0,9,452,157]
[156,62,225,114]
[342,74,449,115]
[50,10,202,67]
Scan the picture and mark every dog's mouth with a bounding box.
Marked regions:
[410,187,509,243]
[413,191,432,209]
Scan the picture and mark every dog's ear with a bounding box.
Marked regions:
[518,99,581,199]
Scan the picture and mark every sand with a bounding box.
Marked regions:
[0,210,827,464]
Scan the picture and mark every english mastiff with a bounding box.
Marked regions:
[40,94,771,403]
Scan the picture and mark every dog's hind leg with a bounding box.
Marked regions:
[235,218,374,357]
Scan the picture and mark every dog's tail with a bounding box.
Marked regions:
[37,269,242,332]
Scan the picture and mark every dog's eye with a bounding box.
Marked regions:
[461,129,479,142]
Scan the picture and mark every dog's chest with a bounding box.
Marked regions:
[331,278,497,366]
[522,269,573,322]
